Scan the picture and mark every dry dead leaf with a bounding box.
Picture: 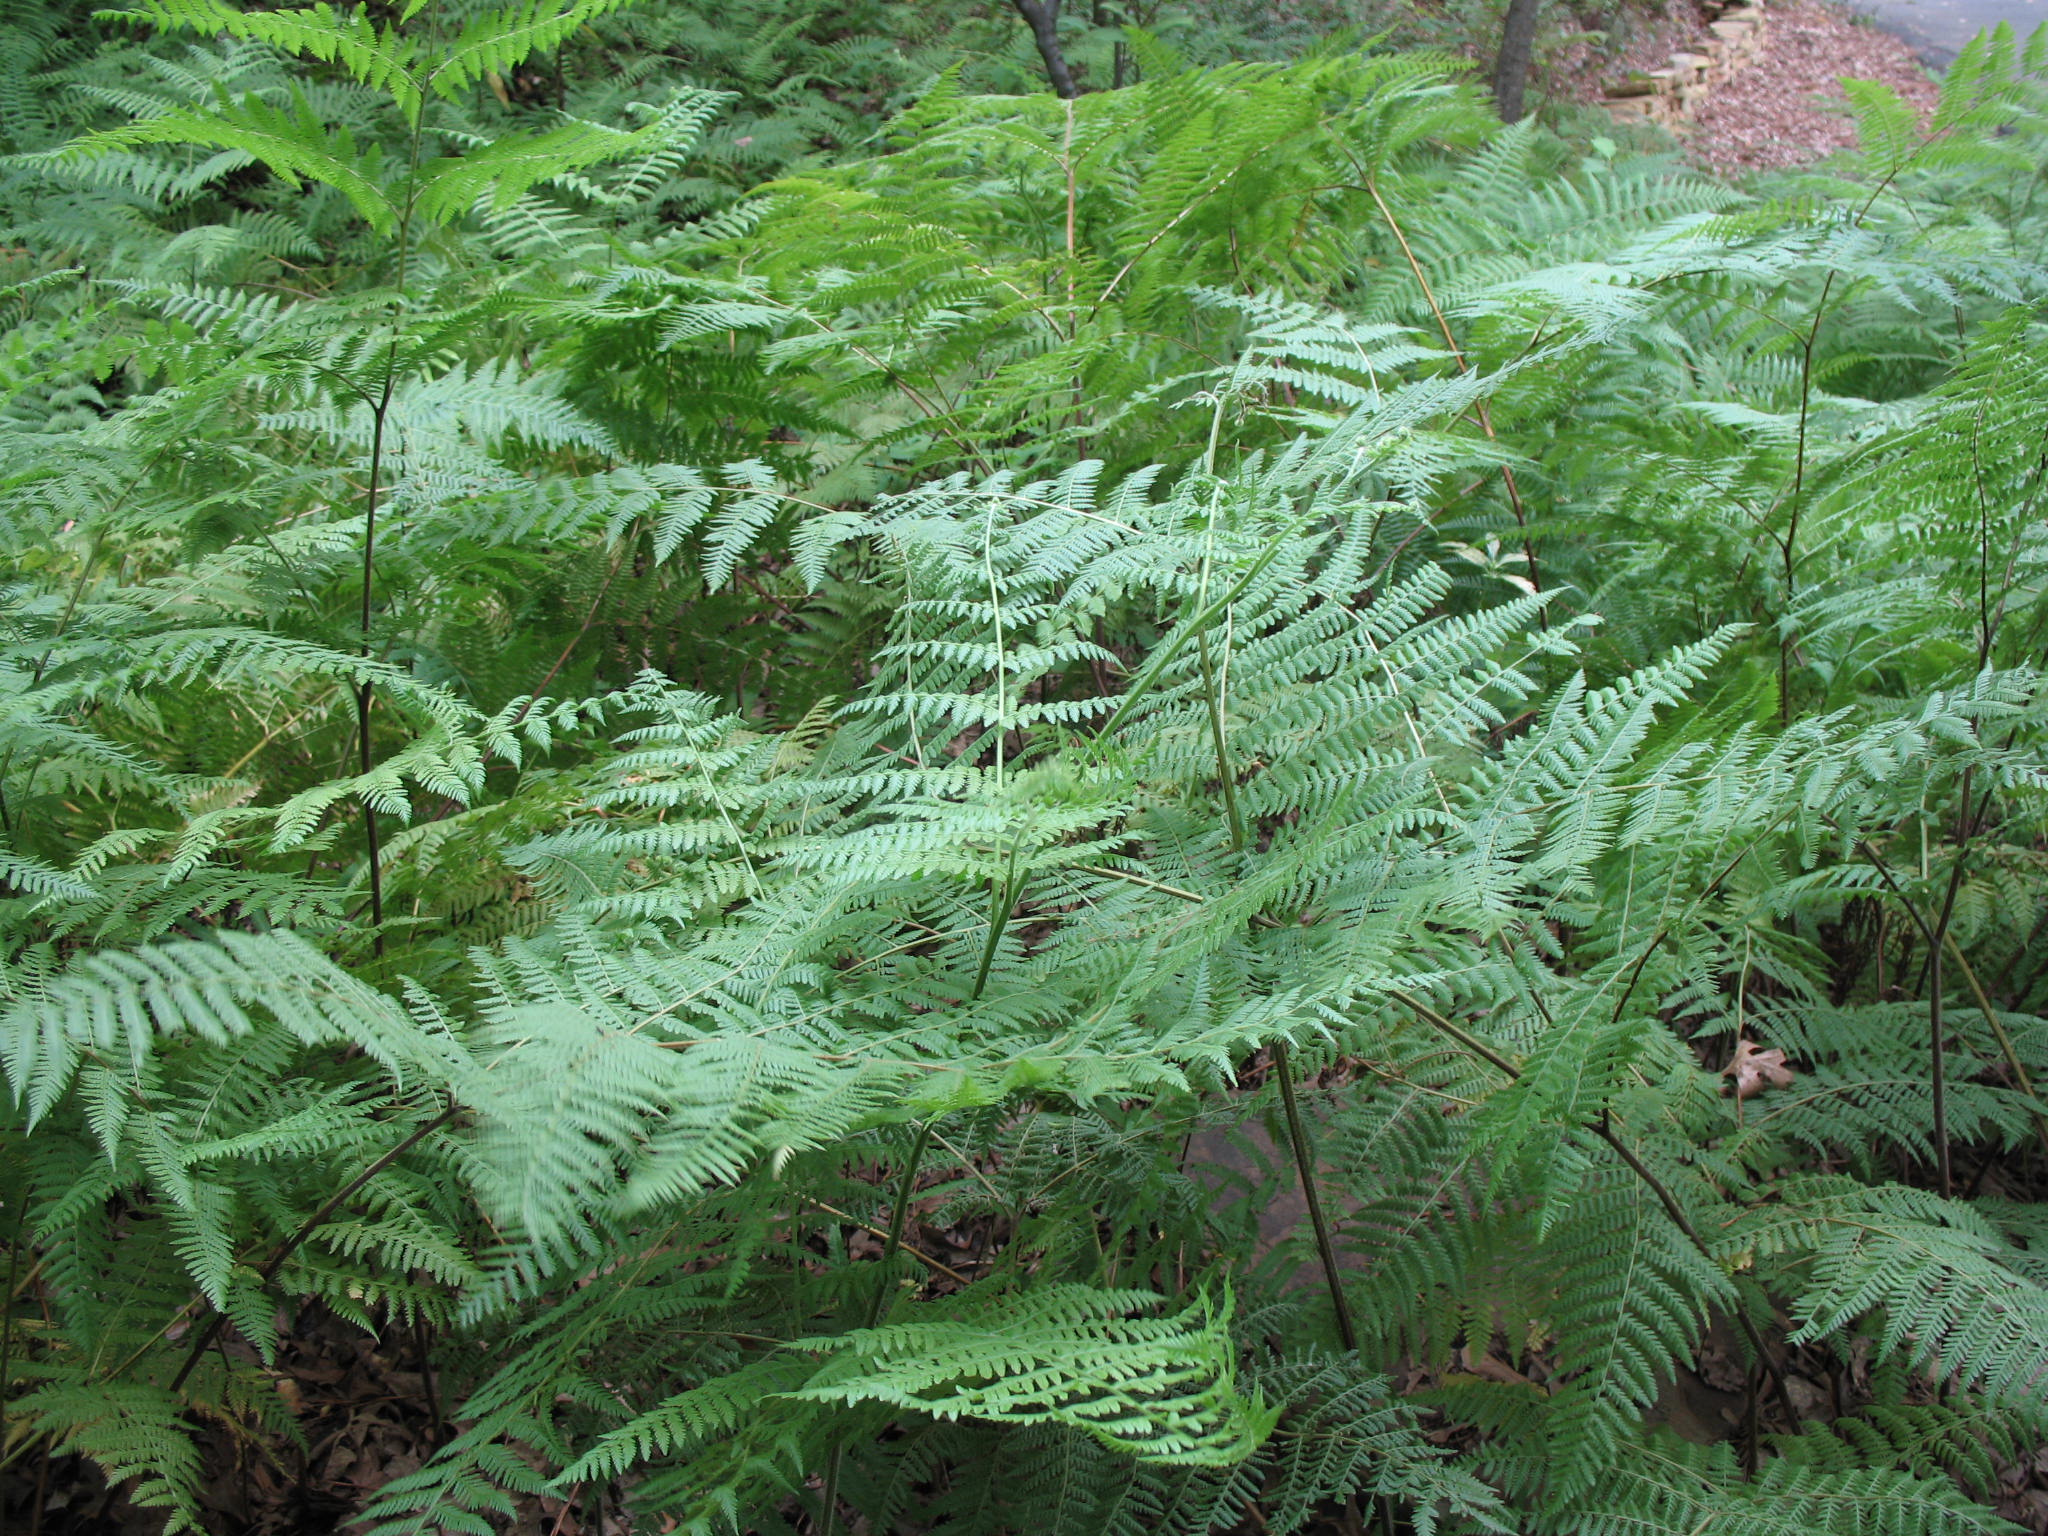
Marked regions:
[1724,1037,1797,1099]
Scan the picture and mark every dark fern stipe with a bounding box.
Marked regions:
[4,0,2048,1532]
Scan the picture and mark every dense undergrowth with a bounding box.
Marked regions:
[5,0,2048,1532]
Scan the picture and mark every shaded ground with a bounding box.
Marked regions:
[13,1096,2048,1532]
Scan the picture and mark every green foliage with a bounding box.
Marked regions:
[6,2,2048,1534]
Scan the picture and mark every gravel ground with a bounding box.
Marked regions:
[1685,0,1941,172]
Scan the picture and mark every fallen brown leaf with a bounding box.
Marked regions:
[1724,1037,1797,1098]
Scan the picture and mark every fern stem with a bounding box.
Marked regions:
[1383,992,1802,1437]
[1273,1042,1358,1353]
[1778,267,1833,725]
[352,95,428,959]
[1192,572,1361,1361]
[1847,820,2031,1193]
[969,862,1021,1005]
[1589,1114,1800,1445]
[1199,631,1247,853]
[0,1194,27,1459]
[1607,828,1781,1026]
[818,1121,936,1536]
[5,520,119,841]
[866,1124,935,1328]
[1096,512,1303,739]
[1941,929,2048,1160]
[1198,561,1355,1359]
[1920,767,1993,1198]
[167,1101,456,1394]
[1384,989,1518,1075]
[806,1200,972,1284]
[1080,864,1208,903]
[1927,945,1952,1198]
[784,304,995,474]
[1769,138,1927,720]
[356,388,392,957]
[1357,174,1539,591]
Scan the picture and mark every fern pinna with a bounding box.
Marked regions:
[4,1,2048,1532]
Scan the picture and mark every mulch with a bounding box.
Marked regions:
[1686,0,1941,171]
[1550,0,1942,172]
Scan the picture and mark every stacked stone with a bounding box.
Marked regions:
[1601,0,1768,126]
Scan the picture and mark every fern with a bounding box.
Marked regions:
[9,5,2048,1533]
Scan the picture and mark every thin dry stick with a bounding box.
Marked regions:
[925,1125,1005,1204]
[545,1484,583,1536]
[222,698,337,782]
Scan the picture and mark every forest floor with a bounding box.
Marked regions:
[1559,0,1941,172]
[1687,0,1941,170]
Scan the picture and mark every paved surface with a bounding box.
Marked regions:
[1848,0,2046,65]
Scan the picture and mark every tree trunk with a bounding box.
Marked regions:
[1093,0,1129,88]
[1491,0,1542,122]
[1012,0,1080,98]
